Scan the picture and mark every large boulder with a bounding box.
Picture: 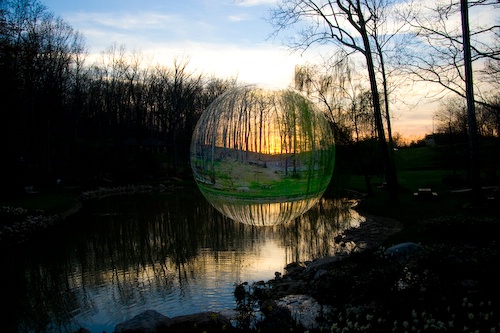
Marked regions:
[114,310,171,333]
[163,311,233,332]
[256,299,304,333]
[384,242,421,258]
[114,310,233,333]
[71,329,91,333]
[276,294,332,330]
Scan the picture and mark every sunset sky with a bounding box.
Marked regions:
[40,0,491,139]
[42,0,309,86]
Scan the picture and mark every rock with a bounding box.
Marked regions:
[114,310,170,333]
[256,299,303,333]
[284,262,306,277]
[276,294,332,330]
[305,256,341,272]
[260,299,279,316]
[165,311,233,332]
[313,269,328,280]
[384,242,421,258]
[253,284,272,299]
[115,310,233,333]
[71,328,91,333]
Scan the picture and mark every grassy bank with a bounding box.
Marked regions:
[341,146,499,245]
[1,190,80,215]
[3,146,499,237]
[2,146,499,332]
[238,146,500,333]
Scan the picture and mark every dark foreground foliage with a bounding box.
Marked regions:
[235,215,500,332]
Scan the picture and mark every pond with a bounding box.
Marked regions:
[0,186,365,333]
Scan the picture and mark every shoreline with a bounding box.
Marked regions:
[0,184,175,247]
[336,209,402,251]
[110,206,404,332]
[1,186,407,332]
[0,184,400,251]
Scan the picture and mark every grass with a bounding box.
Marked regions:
[393,146,449,170]
[2,145,500,332]
[3,145,496,227]
[340,145,499,246]
[235,146,500,333]
[198,173,330,200]
[1,188,80,215]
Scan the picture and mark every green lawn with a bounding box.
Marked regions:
[393,146,448,170]
[1,189,80,215]
[197,171,330,199]
[338,145,499,245]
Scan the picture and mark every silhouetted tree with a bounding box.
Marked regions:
[270,0,399,202]
[401,0,500,201]
[0,0,85,195]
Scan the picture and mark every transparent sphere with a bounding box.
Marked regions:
[190,85,335,226]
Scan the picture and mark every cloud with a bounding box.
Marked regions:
[143,41,305,88]
[228,14,250,22]
[68,11,209,34]
[66,10,222,53]
[54,0,447,138]
[65,5,292,78]
[237,0,278,7]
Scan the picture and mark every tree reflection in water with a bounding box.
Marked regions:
[0,187,363,332]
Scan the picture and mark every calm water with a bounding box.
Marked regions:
[1,186,365,333]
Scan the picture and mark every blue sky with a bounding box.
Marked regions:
[38,0,497,138]
[41,0,314,88]
[40,0,428,136]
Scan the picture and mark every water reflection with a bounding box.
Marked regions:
[0,187,364,332]
[203,193,322,226]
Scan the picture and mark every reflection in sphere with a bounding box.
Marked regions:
[190,85,335,226]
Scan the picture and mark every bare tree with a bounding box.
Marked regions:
[434,97,467,135]
[401,0,500,107]
[480,94,500,136]
[401,0,499,201]
[1,0,86,186]
[369,0,414,186]
[294,54,359,142]
[434,96,468,180]
[293,55,379,145]
[270,0,399,201]
[461,0,481,202]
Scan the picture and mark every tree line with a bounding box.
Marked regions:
[1,0,499,203]
[0,0,237,199]
[271,0,500,202]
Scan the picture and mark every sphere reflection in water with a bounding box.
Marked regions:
[190,85,335,226]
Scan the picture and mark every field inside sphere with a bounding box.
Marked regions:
[190,85,335,225]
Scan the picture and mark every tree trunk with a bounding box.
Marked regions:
[461,0,482,204]
[377,43,399,190]
[359,19,398,202]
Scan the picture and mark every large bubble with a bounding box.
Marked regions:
[190,85,335,226]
